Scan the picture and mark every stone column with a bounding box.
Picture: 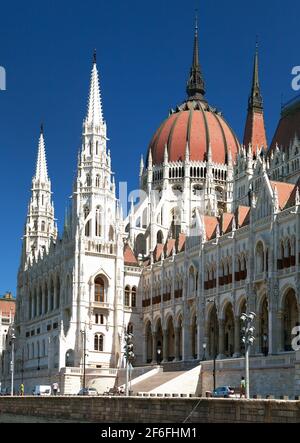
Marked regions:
[48,284,51,313]
[174,327,180,361]
[233,317,241,357]
[151,332,157,364]
[182,320,192,361]
[162,329,168,362]
[31,294,35,319]
[42,286,45,315]
[277,310,285,353]
[36,292,40,317]
[218,320,225,359]
[54,283,57,310]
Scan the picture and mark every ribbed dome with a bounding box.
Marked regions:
[148,100,240,165]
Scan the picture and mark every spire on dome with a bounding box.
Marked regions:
[34,124,48,182]
[243,42,267,151]
[85,51,104,125]
[248,41,263,112]
[186,11,206,101]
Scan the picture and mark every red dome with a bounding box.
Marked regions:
[148,100,240,165]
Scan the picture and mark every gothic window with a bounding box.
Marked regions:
[94,276,105,302]
[131,287,137,307]
[89,141,92,156]
[96,175,100,187]
[95,313,104,324]
[86,175,91,187]
[34,220,38,231]
[96,141,99,155]
[84,207,89,219]
[94,334,104,351]
[41,221,45,232]
[95,206,102,237]
[125,285,130,307]
[84,207,90,237]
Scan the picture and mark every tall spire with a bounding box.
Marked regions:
[186,11,206,101]
[35,124,48,182]
[85,51,104,125]
[248,42,263,112]
[243,42,267,151]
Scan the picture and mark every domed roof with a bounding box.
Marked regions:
[147,22,240,166]
[270,96,300,152]
[148,100,240,165]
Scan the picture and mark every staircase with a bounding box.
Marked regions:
[131,369,186,394]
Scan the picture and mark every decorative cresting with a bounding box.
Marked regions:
[147,19,240,166]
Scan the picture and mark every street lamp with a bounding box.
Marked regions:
[202,343,207,361]
[80,328,87,390]
[157,348,162,365]
[241,311,256,399]
[10,328,16,396]
[124,332,134,396]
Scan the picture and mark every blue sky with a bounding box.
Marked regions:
[0,0,299,295]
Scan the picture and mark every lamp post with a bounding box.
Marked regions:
[157,348,162,365]
[206,298,217,391]
[202,343,207,361]
[10,328,16,396]
[80,328,87,390]
[241,312,256,399]
[124,332,134,396]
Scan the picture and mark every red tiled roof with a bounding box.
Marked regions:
[235,206,250,228]
[203,216,219,240]
[0,299,16,316]
[123,244,139,266]
[270,181,295,210]
[164,238,176,258]
[154,243,164,262]
[148,102,239,165]
[221,213,234,234]
[176,233,186,252]
[270,99,300,152]
[243,110,267,152]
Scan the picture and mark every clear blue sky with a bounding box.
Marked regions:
[0,0,299,296]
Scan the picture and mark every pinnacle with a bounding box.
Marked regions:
[86,56,104,125]
[35,127,48,182]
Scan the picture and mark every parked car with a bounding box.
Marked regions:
[32,385,52,396]
[213,386,235,398]
[0,387,9,396]
[77,387,98,396]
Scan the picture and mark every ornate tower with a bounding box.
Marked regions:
[243,44,267,152]
[73,51,116,240]
[22,125,57,267]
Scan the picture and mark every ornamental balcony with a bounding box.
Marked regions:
[85,239,115,255]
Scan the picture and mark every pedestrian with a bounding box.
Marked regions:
[240,376,246,398]
[19,383,24,396]
[52,382,58,396]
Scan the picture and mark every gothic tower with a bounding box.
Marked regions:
[22,126,57,267]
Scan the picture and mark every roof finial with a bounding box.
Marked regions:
[40,123,44,134]
[93,48,97,65]
[186,13,206,101]
[248,39,263,112]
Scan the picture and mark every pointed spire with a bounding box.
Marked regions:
[35,124,48,182]
[185,141,190,161]
[148,148,153,168]
[248,41,263,112]
[186,11,206,101]
[164,144,169,163]
[86,50,104,125]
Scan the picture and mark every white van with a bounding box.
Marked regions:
[32,385,52,396]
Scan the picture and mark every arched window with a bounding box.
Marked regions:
[127,323,133,334]
[86,174,91,187]
[41,221,45,232]
[95,206,101,237]
[125,285,130,307]
[95,277,105,302]
[94,334,104,351]
[84,207,89,219]
[96,175,100,187]
[96,141,99,155]
[131,287,137,307]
